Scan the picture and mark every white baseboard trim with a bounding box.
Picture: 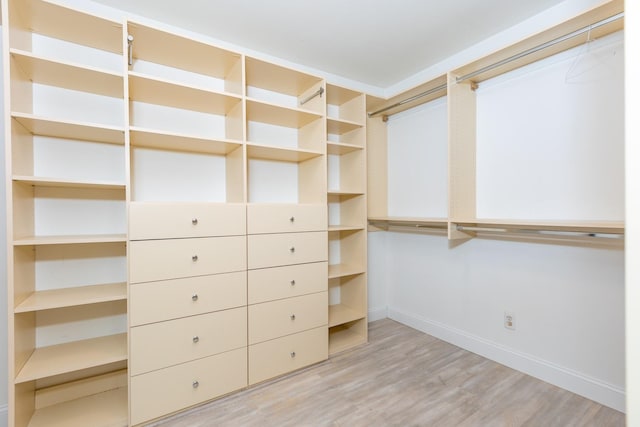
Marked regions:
[388,308,625,412]
[368,306,388,322]
[0,403,7,427]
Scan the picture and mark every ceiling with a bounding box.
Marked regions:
[92,0,567,90]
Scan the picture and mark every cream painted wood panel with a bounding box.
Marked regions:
[129,236,246,283]
[248,262,327,304]
[130,347,247,425]
[248,326,327,385]
[247,204,326,234]
[129,202,246,240]
[248,292,327,345]
[129,271,246,326]
[130,307,247,375]
[247,231,327,269]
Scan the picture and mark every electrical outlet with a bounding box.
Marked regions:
[504,311,515,330]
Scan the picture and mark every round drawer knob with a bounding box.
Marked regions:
[290,216,295,223]
[193,336,199,343]
[192,294,198,301]
[290,351,296,358]
[290,280,296,286]
[290,314,296,321]
[289,247,295,253]
[192,255,198,262]
[193,381,199,388]
[192,218,198,225]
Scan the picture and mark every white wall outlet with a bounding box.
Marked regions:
[504,311,515,330]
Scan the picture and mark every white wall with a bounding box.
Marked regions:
[369,32,626,411]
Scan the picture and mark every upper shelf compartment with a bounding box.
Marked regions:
[245,57,325,115]
[127,21,243,96]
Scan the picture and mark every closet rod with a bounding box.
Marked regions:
[367,83,447,118]
[300,87,324,105]
[456,11,624,83]
[456,225,624,239]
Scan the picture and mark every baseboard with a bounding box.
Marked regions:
[368,306,388,322]
[388,308,626,412]
[0,404,7,427]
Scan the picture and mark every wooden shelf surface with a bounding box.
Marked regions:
[15,283,127,313]
[246,143,323,163]
[246,57,322,97]
[328,225,365,232]
[329,304,365,328]
[13,234,127,246]
[13,175,126,190]
[12,113,125,145]
[246,98,323,128]
[28,387,127,427]
[329,326,366,355]
[328,264,366,279]
[15,333,127,383]
[328,190,365,197]
[327,142,364,155]
[326,84,363,106]
[10,49,123,98]
[452,218,625,234]
[129,72,242,114]
[130,126,242,155]
[368,216,449,230]
[327,117,363,135]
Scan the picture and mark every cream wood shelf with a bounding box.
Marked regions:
[368,217,448,230]
[129,72,242,114]
[328,264,366,279]
[452,218,625,234]
[14,0,123,54]
[245,57,323,100]
[327,117,363,135]
[246,143,323,163]
[10,49,124,98]
[14,334,127,383]
[13,234,127,246]
[327,142,364,155]
[27,387,127,427]
[328,304,364,328]
[328,327,366,355]
[15,283,127,313]
[11,113,125,145]
[328,225,365,232]
[12,175,126,190]
[246,98,323,128]
[130,126,242,155]
[328,190,365,197]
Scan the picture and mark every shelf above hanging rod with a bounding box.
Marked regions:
[367,83,447,118]
[455,224,624,239]
[300,87,324,106]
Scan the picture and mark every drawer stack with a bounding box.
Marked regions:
[247,204,329,384]
[128,203,248,425]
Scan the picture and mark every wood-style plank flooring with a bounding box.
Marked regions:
[150,319,624,427]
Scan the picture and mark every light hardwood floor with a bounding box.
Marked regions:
[150,319,624,427]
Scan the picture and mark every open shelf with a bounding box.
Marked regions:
[327,142,363,155]
[12,176,126,190]
[130,126,242,155]
[328,264,366,279]
[14,333,127,383]
[13,234,127,246]
[328,225,365,232]
[368,217,449,231]
[452,218,625,234]
[28,386,127,427]
[12,113,125,145]
[247,98,323,129]
[246,143,323,163]
[329,304,364,328]
[329,322,367,355]
[327,117,363,135]
[10,49,124,98]
[328,190,365,197]
[15,283,127,313]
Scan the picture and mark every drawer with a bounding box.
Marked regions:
[130,236,246,283]
[130,307,247,375]
[249,292,327,344]
[129,202,245,240]
[247,204,326,234]
[130,271,246,326]
[248,231,327,269]
[248,262,327,304]
[248,327,327,385]
[131,347,247,425]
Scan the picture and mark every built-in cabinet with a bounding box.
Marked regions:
[2,1,368,426]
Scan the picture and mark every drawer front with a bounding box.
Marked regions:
[249,292,327,345]
[248,231,327,269]
[130,307,247,375]
[130,271,246,326]
[248,262,327,305]
[131,348,247,425]
[247,204,326,234]
[129,202,245,240]
[130,236,246,283]
[249,327,327,385]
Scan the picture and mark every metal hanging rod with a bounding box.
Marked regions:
[456,11,624,83]
[367,83,447,118]
[456,224,624,239]
[300,87,324,106]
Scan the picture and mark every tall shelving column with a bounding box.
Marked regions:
[3,1,128,426]
[125,21,247,425]
[326,84,368,354]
